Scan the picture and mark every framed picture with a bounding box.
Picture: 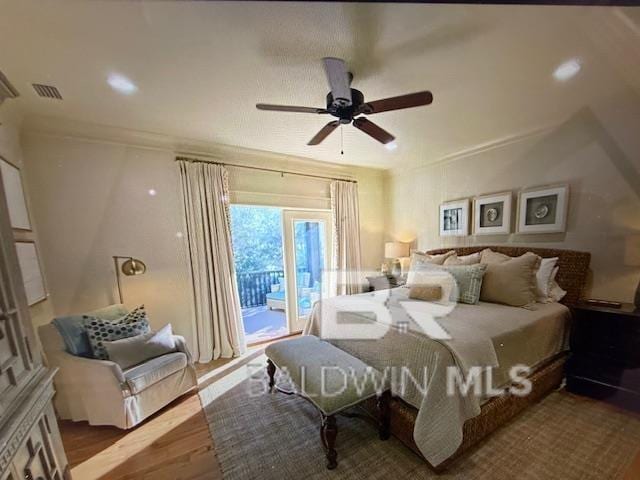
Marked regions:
[15,240,47,305]
[517,185,569,234]
[473,192,512,235]
[0,156,32,231]
[439,199,469,236]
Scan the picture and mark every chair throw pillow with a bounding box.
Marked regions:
[104,324,176,369]
[83,305,151,360]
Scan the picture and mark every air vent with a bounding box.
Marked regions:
[32,83,62,100]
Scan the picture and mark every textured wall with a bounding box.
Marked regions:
[386,103,640,302]
[21,131,385,350]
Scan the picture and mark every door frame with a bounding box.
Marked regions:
[282,209,333,334]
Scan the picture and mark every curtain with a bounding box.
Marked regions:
[178,160,246,362]
[331,180,362,295]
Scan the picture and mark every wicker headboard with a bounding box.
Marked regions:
[425,246,591,305]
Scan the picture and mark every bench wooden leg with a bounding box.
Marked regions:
[266,359,276,392]
[377,390,391,440]
[321,414,338,469]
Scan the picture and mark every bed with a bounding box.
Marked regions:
[305,246,590,471]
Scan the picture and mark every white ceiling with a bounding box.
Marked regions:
[1,1,639,169]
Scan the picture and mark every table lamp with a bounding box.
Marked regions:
[625,236,640,308]
[384,242,410,277]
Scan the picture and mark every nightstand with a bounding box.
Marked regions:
[366,275,406,292]
[566,302,640,412]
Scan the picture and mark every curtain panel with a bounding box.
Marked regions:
[178,159,246,362]
[330,180,362,295]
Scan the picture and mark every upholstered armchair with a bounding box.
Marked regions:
[38,307,197,429]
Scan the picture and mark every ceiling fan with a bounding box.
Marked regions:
[256,57,433,148]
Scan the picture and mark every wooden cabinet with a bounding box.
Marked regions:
[0,166,68,477]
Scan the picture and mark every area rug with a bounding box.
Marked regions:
[199,365,640,479]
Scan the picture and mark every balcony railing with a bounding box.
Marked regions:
[236,270,285,308]
[236,269,310,308]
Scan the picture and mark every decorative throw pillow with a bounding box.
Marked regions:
[407,269,455,303]
[408,264,487,304]
[104,324,176,370]
[83,305,150,360]
[408,285,443,302]
[480,252,541,307]
[438,264,487,304]
[535,257,559,302]
[443,252,481,266]
[52,304,130,357]
[409,250,456,271]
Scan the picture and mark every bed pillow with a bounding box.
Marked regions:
[104,324,176,369]
[408,285,443,302]
[480,252,541,307]
[83,305,150,360]
[439,264,487,304]
[409,264,487,304]
[409,250,455,270]
[52,304,130,357]
[443,252,481,266]
[536,257,559,302]
[548,267,567,302]
[480,248,512,264]
[407,269,455,303]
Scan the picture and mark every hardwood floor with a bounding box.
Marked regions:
[60,391,221,480]
[58,346,640,480]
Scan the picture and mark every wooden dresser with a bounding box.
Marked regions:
[0,172,68,477]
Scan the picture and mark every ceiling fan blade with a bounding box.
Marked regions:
[256,103,328,114]
[352,117,395,144]
[307,121,340,145]
[322,57,352,107]
[359,91,433,115]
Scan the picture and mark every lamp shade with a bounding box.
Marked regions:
[384,242,410,259]
[121,257,146,276]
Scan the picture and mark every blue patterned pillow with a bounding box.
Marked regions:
[83,305,150,360]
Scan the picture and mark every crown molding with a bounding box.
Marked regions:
[21,114,386,179]
[388,122,560,177]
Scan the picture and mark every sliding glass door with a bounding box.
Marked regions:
[230,206,332,343]
[282,210,332,333]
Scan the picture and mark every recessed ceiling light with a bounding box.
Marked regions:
[553,59,582,82]
[148,189,157,196]
[385,141,398,151]
[107,73,138,95]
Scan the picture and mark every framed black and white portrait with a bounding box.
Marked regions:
[473,192,512,235]
[517,185,569,234]
[439,199,469,237]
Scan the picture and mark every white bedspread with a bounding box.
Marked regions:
[304,287,570,467]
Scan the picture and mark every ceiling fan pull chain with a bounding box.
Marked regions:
[340,125,344,155]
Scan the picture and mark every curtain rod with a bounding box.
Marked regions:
[175,154,357,184]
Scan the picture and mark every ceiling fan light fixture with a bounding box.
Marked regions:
[385,141,398,151]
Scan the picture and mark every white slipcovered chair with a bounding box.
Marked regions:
[38,310,197,429]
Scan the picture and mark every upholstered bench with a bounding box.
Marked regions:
[265,335,390,469]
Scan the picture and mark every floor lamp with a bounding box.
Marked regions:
[113,256,146,304]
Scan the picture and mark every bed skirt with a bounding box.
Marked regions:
[364,352,568,471]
